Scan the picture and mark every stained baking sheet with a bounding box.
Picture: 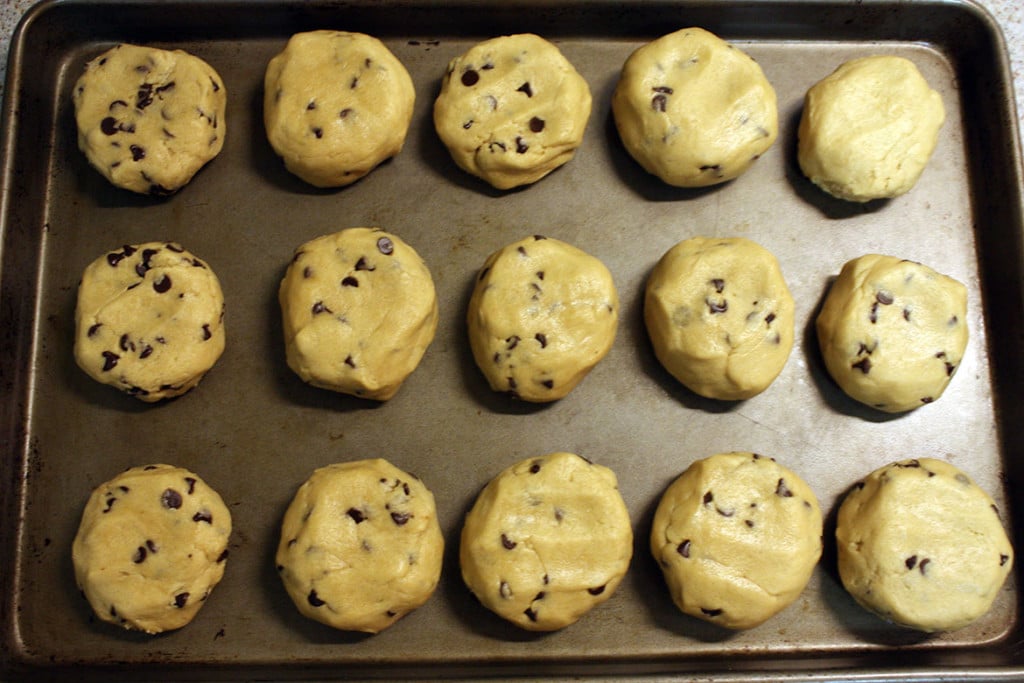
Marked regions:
[2,0,1024,679]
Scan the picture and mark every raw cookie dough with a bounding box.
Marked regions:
[836,458,1013,632]
[644,237,794,400]
[276,459,444,633]
[73,43,226,194]
[797,55,945,202]
[264,30,415,187]
[433,33,592,190]
[815,254,968,412]
[74,242,226,402]
[650,452,823,630]
[279,228,438,400]
[460,452,633,631]
[72,464,232,634]
[467,235,618,402]
[611,27,778,187]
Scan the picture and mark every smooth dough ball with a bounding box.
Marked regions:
[797,55,945,202]
[611,27,778,187]
[836,458,1013,632]
[276,459,444,633]
[73,43,226,194]
[279,228,438,400]
[460,452,633,631]
[467,235,618,402]
[644,237,794,400]
[264,31,415,187]
[72,464,232,634]
[74,242,226,402]
[433,34,592,190]
[650,452,823,630]
[815,254,968,412]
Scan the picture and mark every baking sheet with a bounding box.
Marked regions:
[2,0,1024,679]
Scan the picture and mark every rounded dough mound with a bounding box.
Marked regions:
[460,452,633,631]
[73,43,226,194]
[72,464,232,634]
[74,242,226,402]
[797,55,945,202]
[611,27,778,188]
[467,235,618,402]
[815,254,968,412]
[279,228,438,400]
[650,452,823,630]
[836,458,1013,632]
[433,33,592,190]
[276,459,444,633]
[644,237,794,400]
[264,31,415,187]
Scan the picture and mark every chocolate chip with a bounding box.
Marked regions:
[517,82,533,97]
[523,607,538,622]
[710,278,725,293]
[307,590,325,607]
[161,488,183,509]
[488,141,506,153]
[210,77,220,93]
[651,93,667,112]
[461,69,479,86]
[706,298,727,314]
[765,312,776,325]
[101,117,119,135]
[677,539,691,557]
[905,555,918,570]
[920,396,934,404]
[339,108,353,118]
[312,127,323,139]
[202,324,212,341]
[852,357,872,374]
[101,351,119,371]
[541,379,554,389]
[506,335,520,350]
[129,144,145,161]
[529,461,541,474]
[355,257,375,271]
[903,308,912,321]
[517,246,528,256]
[377,237,394,255]
[391,511,411,525]
[215,548,229,563]
[311,301,331,315]
[133,546,147,563]
[701,608,723,617]
[535,333,547,348]
[588,585,606,595]
[1001,554,1010,566]
[153,275,172,293]
[869,302,879,324]
[515,137,528,154]
[876,290,894,305]
[344,355,356,368]
[174,592,190,608]
[501,533,516,550]
[653,85,674,94]
[699,164,722,172]
[118,334,133,352]
[919,558,931,575]
[716,506,734,517]
[776,478,793,498]
[88,323,102,337]
[347,508,366,523]
[136,83,154,109]
[529,116,545,132]
[462,119,473,129]
[306,100,316,111]
[341,276,359,287]
[146,539,158,553]
[193,510,213,524]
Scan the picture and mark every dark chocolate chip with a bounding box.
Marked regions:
[462,119,473,129]
[677,539,691,557]
[523,607,538,622]
[202,324,212,340]
[306,100,316,111]
[869,302,879,324]
[651,93,667,112]
[344,355,356,368]
[529,461,541,474]
[876,290,894,305]
[1001,554,1010,566]
[341,276,359,287]
[653,85,674,94]
[133,546,147,563]
[129,144,146,161]
[776,478,793,498]
[88,323,102,337]
[146,539,158,553]
[706,298,727,314]
[461,69,479,86]
[347,507,366,523]
[501,533,516,549]
[541,379,554,389]
[905,555,918,570]
[153,275,172,293]
[355,257,375,271]
[588,585,606,596]
[193,510,213,524]
[716,506,734,517]
[391,511,411,525]
[701,607,723,617]
[136,83,154,109]
[529,116,545,132]
[339,107,353,118]
[515,137,528,154]
[919,558,931,575]
[703,491,714,505]
[506,335,520,350]
[118,334,133,352]
[307,590,325,607]
[101,351,119,371]
[377,237,394,255]
[765,312,776,325]
[852,357,872,374]
[101,117,119,135]
[710,278,725,293]
[312,127,323,139]
[311,301,331,315]
[161,489,183,509]
[174,592,190,608]
[535,333,547,348]
[517,82,533,97]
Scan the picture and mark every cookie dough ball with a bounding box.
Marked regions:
[460,452,633,631]
[74,242,226,402]
[467,235,618,402]
[816,254,968,412]
[612,27,777,188]
[650,452,823,630]
[797,56,945,202]
[433,34,592,190]
[279,228,438,400]
[644,237,794,400]
[72,464,232,634]
[264,31,415,187]
[837,458,1013,632]
[276,459,444,633]
[73,44,226,194]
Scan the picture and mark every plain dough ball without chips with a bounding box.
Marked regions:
[72,464,232,634]
[460,452,633,631]
[279,228,438,400]
[816,254,968,412]
[650,452,823,630]
[276,459,444,633]
[264,31,415,187]
[836,458,1013,632]
[644,237,794,400]
[612,27,778,187]
[467,235,618,402]
[73,43,226,194]
[433,33,592,190]
[798,56,945,202]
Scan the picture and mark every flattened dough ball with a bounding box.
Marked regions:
[798,56,945,202]
[612,27,778,187]
[72,464,232,634]
[73,43,226,194]
[644,237,794,400]
[276,459,444,633]
[815,254,968,412]
[279,228,438,400]
[836,458,1013,632]
[467,235,618,402]
[74,242,226,402]
[433,34,592,190]
[264,31,415,187]
[650,452,823,630]
[460,452,633,631]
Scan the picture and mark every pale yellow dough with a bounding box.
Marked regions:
[798,55,945,202]
[460,452,633,631]
[264,31,415,187]
[612,27,778,187]
[836,458,1013,632]
[650,452,823,630]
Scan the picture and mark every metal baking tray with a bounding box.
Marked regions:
[2,0,1023,679]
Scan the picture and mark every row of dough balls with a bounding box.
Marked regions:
[71,453,1013,636]
[71,29,945,200]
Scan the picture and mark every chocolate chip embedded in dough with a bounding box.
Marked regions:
[101,351,119,371]
[307,590,326,607]
[529,117,545,132]
[377,236,394,255]
[501,533,516,549]
[161,488,183,509]
[153,274,172,293]
[461,69,479,86]
[677,539,691,557]
[174,592,190,608]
